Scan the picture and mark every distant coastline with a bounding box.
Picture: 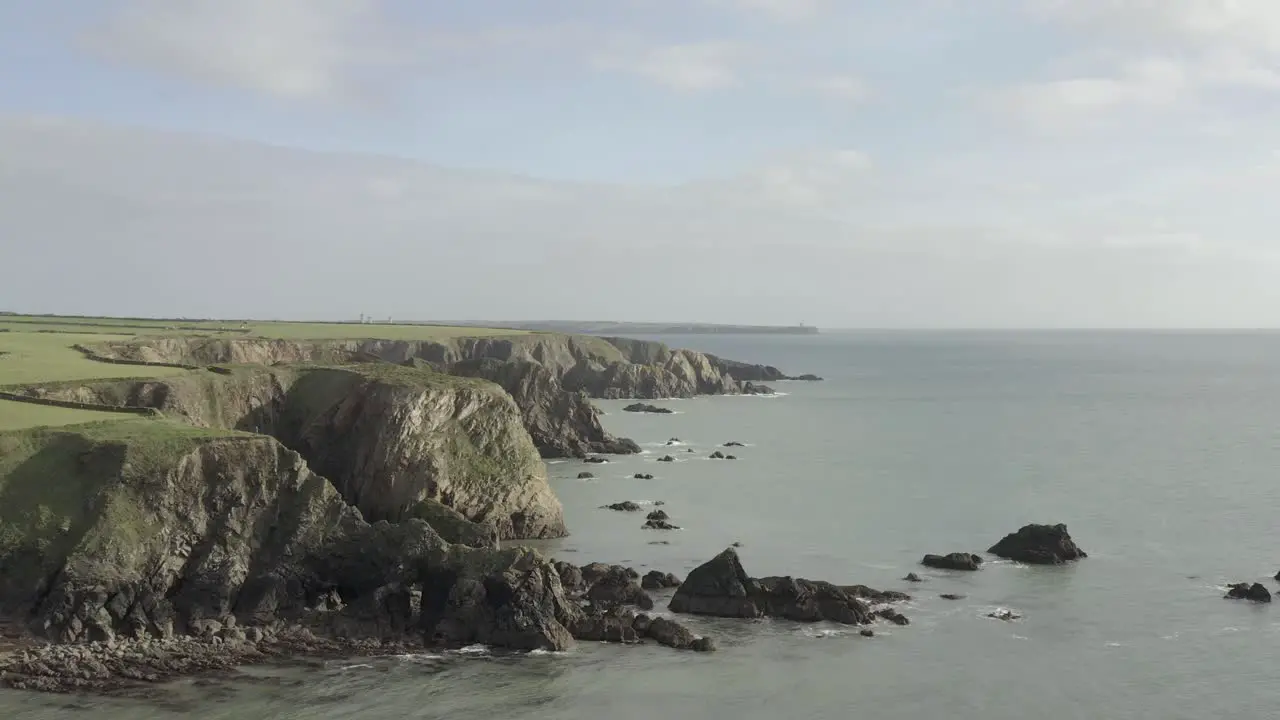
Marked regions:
[450,321,820,336]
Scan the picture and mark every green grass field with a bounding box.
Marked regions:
[0,316,526,340]
[0,315,529,431]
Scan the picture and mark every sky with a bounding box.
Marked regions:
[3,0,1280,328]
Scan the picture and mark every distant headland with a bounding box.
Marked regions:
[449,321,820,335]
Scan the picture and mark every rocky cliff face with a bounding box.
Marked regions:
[19,365,565,540]
[276,367,565,539]
[0,422,579,650]
[446,358,639,458]
[88,333,789,400]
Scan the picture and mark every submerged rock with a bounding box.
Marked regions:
[987,609,1022,622]
[657,455,676,463]
[584,456,609,464]
[921,553,983,571]
[577,471,595,479]
[643,519,680,530]
[723,441,745,447]
[634,473,654,480]
[623,403,674,414]
[709,451,726,459]
[988,524,1086,564]
[667,548,899,626]
[602,501,644,512]
[1226,583,1272,603]
[940,593,966,600]
[903,573,923,583]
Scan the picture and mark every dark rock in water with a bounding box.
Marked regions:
[586,567,655,610]
[1226,583,1272,603]
[602,501,643,512]
[669,437,681,443]
[875,609,910,626]
[657,455,676,463]
[643,519,680,530]
[741,382,775,395]
[723,441,746,447]
[649,541,671,545]
[860,629,875,637]
[641,570,682,590]
[686,449,695,453]
[667,548,898,626]
[940,593,966,601]
[921,553,983,571]
[580,563,638,586]
[903,573,923,583]
[584,456,609,464]
[987,609,1021,621]
[791,374,823,382]
[1275,570,1280,581]
[731,541,744,548]
[634,473,655,480]
[988,524,1086,564]
[646,509,669,522]
[725,455,737,460]
[709,451,726,459]
[572,606,709,650]
[577,471,595,479]
[641,615,714,651]
[623,403,674,414]
[654,501,666,506]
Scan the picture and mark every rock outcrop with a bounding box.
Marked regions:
[447,358,640,459]
[641,571,681,590]
[667,548,899,626]
[0,420,714,690]
[988,524,1087,564]
[623,403,673,414]
[0,422,571,649]
[273,367,565,539]
[1226,583,1272,603]
[921,553,983,571]
[18,365,566,541]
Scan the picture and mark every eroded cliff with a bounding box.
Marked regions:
[0,421,580,650]
[17,365,565,540]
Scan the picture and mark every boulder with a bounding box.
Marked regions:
[1226,583,1272,603]
[741,382,775,395]
[657,455,676,463]
[577,471,595,479]
[602,501,643,512]
[709,451,726,459]
[585,567,655,610]
[643,519,680,530]
[725,455,737,460]
[584,457,609,464]
[667,548,892,626]
[723,441,746,447]
[622,403,674,414]
[641,571,682,590]
[902,573,923,583]
[921,553,983,571]
[940,593,965,600]
[988,524,1086,564]
[646,509,669,522]
[634,473,655,480]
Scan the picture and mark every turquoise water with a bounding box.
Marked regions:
[7,331,1280,718]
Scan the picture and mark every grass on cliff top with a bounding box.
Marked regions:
[2,316,528,341]
[0,331,190,387]
[0,419,245,558]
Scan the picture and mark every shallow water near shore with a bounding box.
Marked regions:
[7,330,1280,718]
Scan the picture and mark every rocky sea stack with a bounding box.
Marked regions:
[988,524,1087,564]
[667,548,907,626]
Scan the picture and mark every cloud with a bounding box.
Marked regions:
[804,74,869,101]
[85,0,407,102]
[705,0,831,21]
[594,41,745,91]
[6,114,1280,327]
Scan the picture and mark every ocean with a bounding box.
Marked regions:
[6,330,1280,718]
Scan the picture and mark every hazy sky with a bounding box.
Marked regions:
[3,1,1280,327]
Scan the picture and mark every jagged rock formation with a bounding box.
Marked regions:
[0,421,706,674]
[921,553,983,571]
[1225,583,1272,603]
[19,365,565,540]
[668,548,905,626]
[988,524,1087,565]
